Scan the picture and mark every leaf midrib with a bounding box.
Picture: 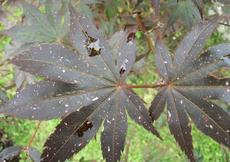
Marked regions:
[76,16,118,81]
[168,89,191,155]
[10,87,114,109]
[111,91,120,161]
[175,89,230,138]
[124,90,154,133]
[157,44,172,80]
[174,59,226,84]
[174,19,217,72]
[14,57,115,85]
[46,90,117,162]
[174,85,229,88]
[151,89,166,120]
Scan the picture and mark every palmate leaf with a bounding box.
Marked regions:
[152,0,203,16]
[3,0,70,44]
[150,17,230,161]
[0,4,160,162]
[2,0,70,89]
[152,0,203,19]
[166,0,202,29]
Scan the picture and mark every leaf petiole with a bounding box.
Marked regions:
[121,84,166,89]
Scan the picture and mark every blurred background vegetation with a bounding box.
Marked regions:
[0,0,229,161]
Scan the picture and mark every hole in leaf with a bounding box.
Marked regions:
[76,120,93,137]
[119,59,129,76]
[119,65,126,76]
[127,32,135,43]
[83,31,102,57]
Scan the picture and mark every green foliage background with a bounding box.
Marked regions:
[0,0,229,161]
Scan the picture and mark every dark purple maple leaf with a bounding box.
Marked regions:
[150,17,230,162]
[0,4,160,162]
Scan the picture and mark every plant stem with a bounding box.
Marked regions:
[123,83,166,89]
[26,121,42,148]
[135,13,155,53]
[22,121,42,161]
[219,22,230,28]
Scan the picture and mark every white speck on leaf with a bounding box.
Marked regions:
[168,111,171,119]
[92,97,99,101]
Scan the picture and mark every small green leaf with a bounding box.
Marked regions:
[135,31,142,39]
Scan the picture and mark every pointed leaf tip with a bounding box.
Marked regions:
[153,17,230,161]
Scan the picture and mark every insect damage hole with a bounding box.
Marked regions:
[83,31,102,57]
[119,59,129,76]
[76,120,93,137]
[119,66,126,76]
[127,32,135,45]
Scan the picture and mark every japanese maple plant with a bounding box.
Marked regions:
[0,1,229,162]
